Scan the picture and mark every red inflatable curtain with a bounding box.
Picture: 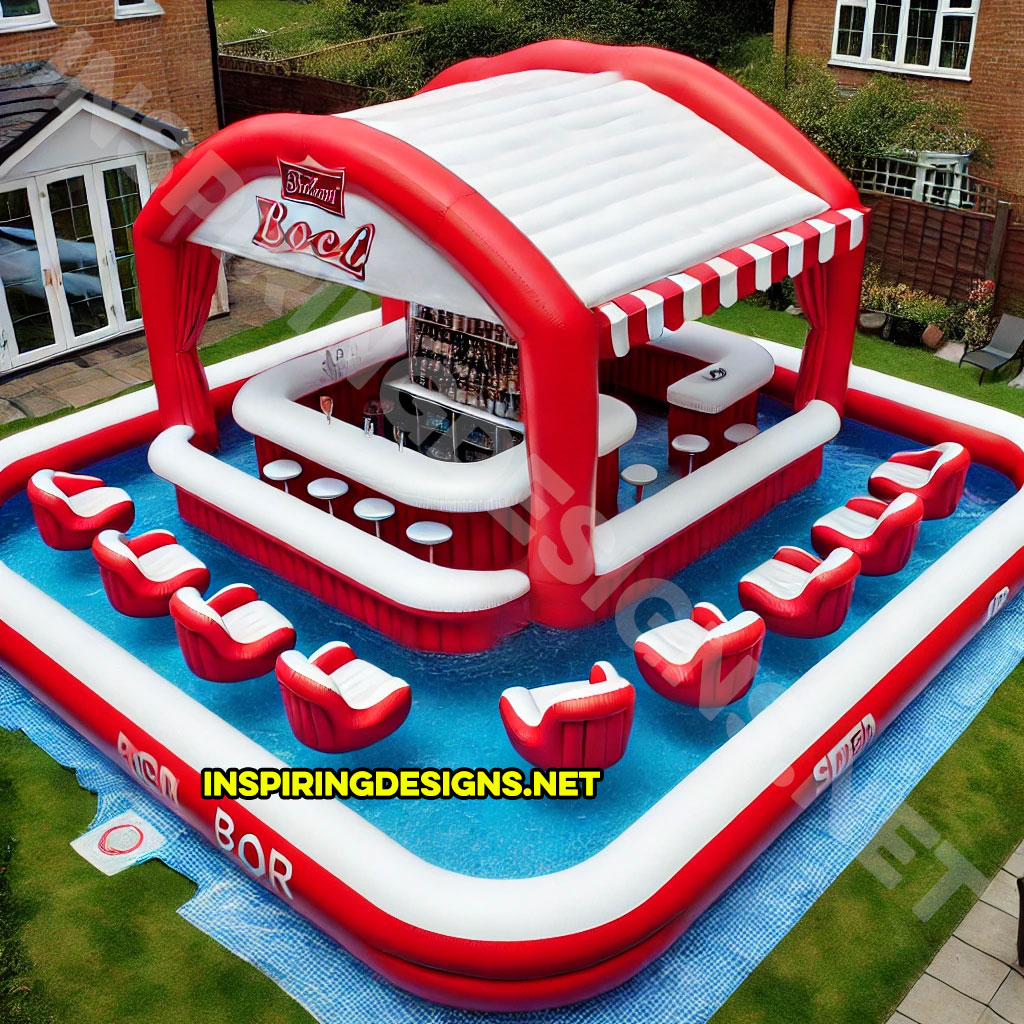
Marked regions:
[136,237,221,451]
[175,243,221,449]
[793,244,864,413]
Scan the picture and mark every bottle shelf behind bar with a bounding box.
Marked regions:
[380,374,524,465]
[407,304,521,421]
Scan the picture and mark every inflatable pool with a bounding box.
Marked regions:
[1,40,1023,1012]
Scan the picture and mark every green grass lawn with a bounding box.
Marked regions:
[0,729,315,1024]
[212,0,322,44]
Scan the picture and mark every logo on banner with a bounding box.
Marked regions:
[279,158,346,216]
[252,197,375,281]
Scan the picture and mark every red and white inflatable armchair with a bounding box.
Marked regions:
[634,602,766,707]
[28,470,134,550]
[738,545,861,638]
[276,641,411,752]
[812,492,924,576]
[869,442,970,520]
[170,583,296,682]
[92,528,209,617]
[498,662,635,771]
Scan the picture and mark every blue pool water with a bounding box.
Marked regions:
[0,398,1014,879]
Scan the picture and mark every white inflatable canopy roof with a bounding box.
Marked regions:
[339,70,831,307]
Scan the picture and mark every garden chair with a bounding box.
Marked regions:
[959,313,1024,384]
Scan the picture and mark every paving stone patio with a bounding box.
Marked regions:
[0,260,319,427]
[891,839,1023,1024]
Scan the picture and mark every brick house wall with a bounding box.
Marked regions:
[774,0,1024,196]
[0,0,218,145]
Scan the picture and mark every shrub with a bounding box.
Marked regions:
[734,51,988,170]
[505,0,773,65]
[306,0,776,101]
[860,263,955,345]
[345,0,414,36]
[957,278,997,351]
[415,0,526,82]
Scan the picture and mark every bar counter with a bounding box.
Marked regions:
[232,322,637,568]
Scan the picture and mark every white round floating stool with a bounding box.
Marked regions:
[307,477,348,515]
[621,462,658,503]
[354,497,395,539]
[263,458,301,494]
[406,520,453,563]
[671,433,710,475]
[724,422,760,446]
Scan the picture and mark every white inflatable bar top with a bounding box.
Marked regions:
[660,321,777,414]
[594,400,841,575]
[148,426,530,614]
[339,70,830,307]
[233,322,637,513]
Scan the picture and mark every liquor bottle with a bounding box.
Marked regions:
[458,339,468,407]
[482,344,495,414]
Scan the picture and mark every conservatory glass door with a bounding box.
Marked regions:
[38,169,119,347]
[0,183,64,368]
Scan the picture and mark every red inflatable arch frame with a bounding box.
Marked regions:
[134,40,866,628]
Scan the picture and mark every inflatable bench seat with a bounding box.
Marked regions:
[170,583,297,682]
[499,661,635,771]
[812,492,924,576]
[739,545,860,638]
[92,528,210,617]
[634,601,766,706]
[869,442,970,520]
[276,641,411,752]
[28,469,134,550]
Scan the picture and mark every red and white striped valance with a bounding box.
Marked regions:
[595,207,866,357]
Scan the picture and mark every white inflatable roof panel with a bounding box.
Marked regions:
[339,70,831,306]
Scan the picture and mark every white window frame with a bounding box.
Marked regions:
[0,156,153,373]
[0,176,68,370]
[830,0,980,81]
[92,154,152,333]
[0,0,55,34]
[114,0,164,19]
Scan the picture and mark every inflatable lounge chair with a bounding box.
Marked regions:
[28,470,134,550]
[738,545,861,638]
[170,583,296,682]
[868,442,970,520]
[811,492,924,576]
[498,661,634,771]
[276,641,411,752]
[92,528,209,617]
[634,602,766,706]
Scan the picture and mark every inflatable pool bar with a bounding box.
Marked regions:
[2,40,1023,1013]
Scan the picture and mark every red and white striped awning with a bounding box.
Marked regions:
[595,207,866,357]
